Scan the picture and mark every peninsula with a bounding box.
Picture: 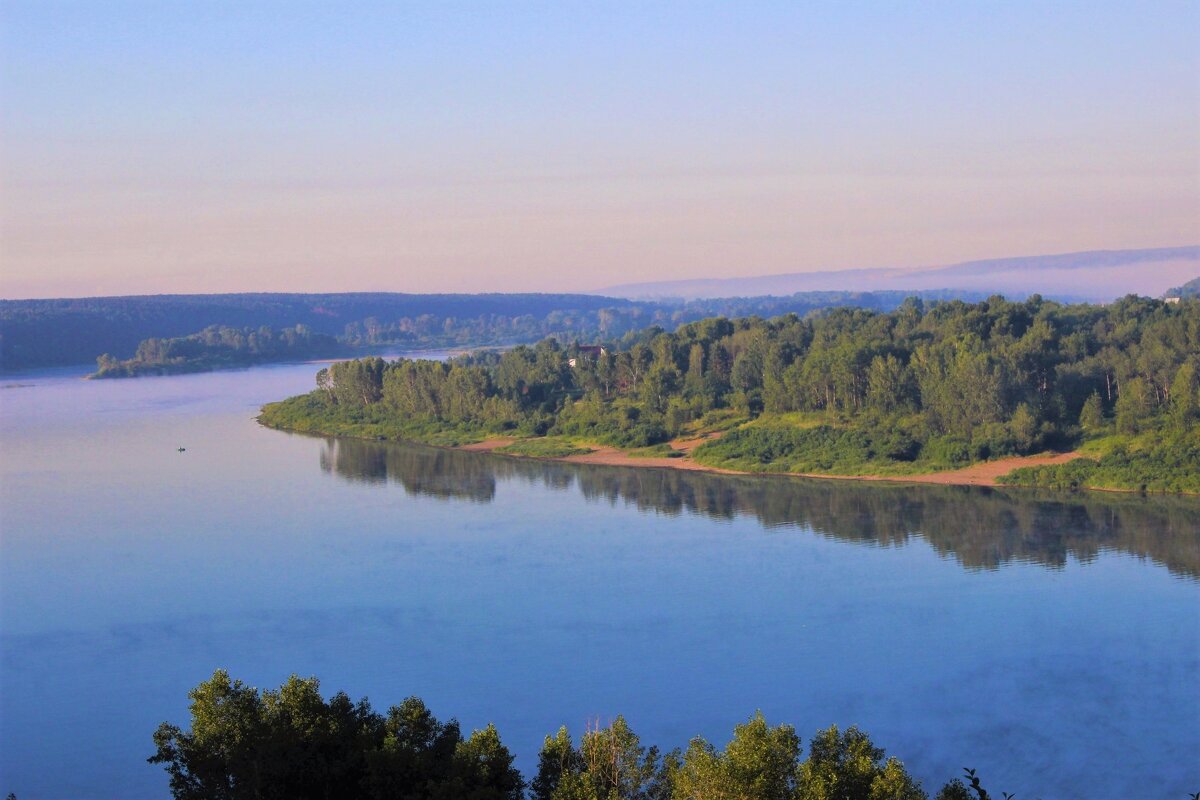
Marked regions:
[259,295,1200,494]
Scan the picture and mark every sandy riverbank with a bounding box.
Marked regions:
[459,435,1083,487]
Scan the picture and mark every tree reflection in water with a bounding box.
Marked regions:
[319,437,1200,579]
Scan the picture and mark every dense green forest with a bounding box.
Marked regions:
[147,670,1001,800]
[1,290,990,371]
[90,324,348,377]
[260,295,1200,493]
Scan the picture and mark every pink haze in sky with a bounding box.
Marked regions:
[2,3,1197,298]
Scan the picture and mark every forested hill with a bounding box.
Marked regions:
[0,293,621,370]
[1166,276,1200,298]
[1,289,993,371]
[261,294,1200,493]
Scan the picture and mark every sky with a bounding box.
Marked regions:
[1,1,1198,299]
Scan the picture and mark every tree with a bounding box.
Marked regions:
[316,367,336,403]
[450,724,526,800]
[532,718,664,800]
[150,669,269,800]
[866,354,913,413]
[597,352,617,398]
[95,353,120,373]
[673,711,800,800]
[1078,391,1104,431]
[684,343,706,400]
[796,725,923,800]
[578,716,661,799]
[932,780,972,800]
[1008,402,1039,453]
[1115,377,1150,435]
[151,671,521,800]
[331,357,385,406]
[1170,361,1198,430]
[640,365,681,415]
[532,727,584,800]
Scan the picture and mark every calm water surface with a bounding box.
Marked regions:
[1,362,1198,798]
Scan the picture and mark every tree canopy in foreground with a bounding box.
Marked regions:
[149,670,1003,800]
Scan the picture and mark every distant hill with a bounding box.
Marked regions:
[1165,276,1200,299]
[0,293,629,370]
[599,246,1200,301]
[2,288,996,371]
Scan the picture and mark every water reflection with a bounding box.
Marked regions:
[317,436,1200,579]
[319,437,497,502]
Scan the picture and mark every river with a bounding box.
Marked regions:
[1,360,1197,798]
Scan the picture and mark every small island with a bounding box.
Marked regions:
[91,324,348,378]
[259,295,1200,494]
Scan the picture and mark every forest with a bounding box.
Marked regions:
[259,295,1200,493]
[146,670,1003,800]
[1,289,988,371]
[1166,277,1200,298]
[90,324,348,377]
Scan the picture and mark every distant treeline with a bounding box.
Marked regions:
[261,294,1200,493]
[1166,276,1200,298]
[91,324,348,378]
[149,670,1001,800]
[1,289,993,371]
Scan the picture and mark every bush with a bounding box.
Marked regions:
[999,436,1200,493]
[923,435,974,467]
[494,439,594,458]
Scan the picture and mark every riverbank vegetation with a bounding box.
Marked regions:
[91,325,348,378]
[150,670,1000,800]
[259,295,1200,493]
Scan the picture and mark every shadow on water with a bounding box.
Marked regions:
[316,436,1200,580]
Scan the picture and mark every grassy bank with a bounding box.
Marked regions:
[998,431,1200,494]
[258,394,492,448]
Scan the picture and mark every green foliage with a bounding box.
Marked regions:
[673,712,800,800]
[1115,377,1151,435]
[3,289,995,370]
[258,395,491,447]
[150,671,1122,800]
[796,725,924,800]
[532,715,934,800]
[91,324,346,378]
[692,421,936,475]
[624,443,684,458]
[956,768,1013,800]
[262,295,1200,493]
[149,670,524,800]
[1000,434,1200,494]
[1170,361,1198,431]
[1078,392,1105,431]
[1008,403,1040,453]
[494,439,595,458]
[527,716,669,800]
[933,780,972,800]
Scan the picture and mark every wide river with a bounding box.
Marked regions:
[1,360,1197,798]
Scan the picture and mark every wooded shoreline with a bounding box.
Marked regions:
[257,295,1200,495]
[260,416,1161,493]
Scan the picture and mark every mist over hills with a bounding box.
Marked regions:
[598,246,1200,301]
[4,247,1196,371]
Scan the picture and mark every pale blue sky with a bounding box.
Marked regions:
[2,1,1197,297]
